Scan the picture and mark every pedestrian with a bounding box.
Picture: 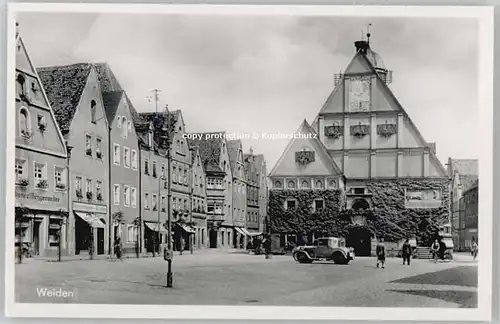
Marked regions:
[114,236,123,261]
[470,237,478,260]
[430,239,440,263]
[402,238,412,266]
[180,236,185,255]
[376,238,386,269]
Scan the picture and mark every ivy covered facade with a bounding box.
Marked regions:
[268,36,450,255]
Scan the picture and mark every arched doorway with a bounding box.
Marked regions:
[346,226,372,256]
[346,199,372,256]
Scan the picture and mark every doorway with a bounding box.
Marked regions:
[97,228,105,255]
[209,229,218,248]
[346,226,372,256]
[33,221,41,256]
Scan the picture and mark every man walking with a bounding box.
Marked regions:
[376,238,386,269]
[402,238,412,266]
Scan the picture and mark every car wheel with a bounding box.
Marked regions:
[332,252,347,264]
[296,252,311,263]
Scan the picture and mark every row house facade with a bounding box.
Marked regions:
[446,158,478,250]
[458,180,479,251]
[38,63,110,257]
[227,140,248,248]
[14,34,70,257]
[191,147,208,249]
[244,149,260,236]
[254,154,268,233]
[190,133,233,248]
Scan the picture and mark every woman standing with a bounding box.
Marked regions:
[376,238,386,269]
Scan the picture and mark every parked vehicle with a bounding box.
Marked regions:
[293,237,354,265]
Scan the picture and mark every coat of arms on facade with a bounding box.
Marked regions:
[350,122,370,138]
[376,120,397,138]
[324,124,343,139]
[295,149,315,165]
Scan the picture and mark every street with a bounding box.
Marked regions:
[15,251,477,308]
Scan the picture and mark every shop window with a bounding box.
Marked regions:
[48,218,60,247]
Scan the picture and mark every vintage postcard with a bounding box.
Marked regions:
[4,3,493,321]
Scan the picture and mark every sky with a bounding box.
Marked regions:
[17,12,480,171]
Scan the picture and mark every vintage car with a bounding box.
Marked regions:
[293,237,354,264]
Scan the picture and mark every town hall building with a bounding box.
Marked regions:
[269,35,450,256]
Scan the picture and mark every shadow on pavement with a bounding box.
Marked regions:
[389,266,478,287]
[387,289,477,308]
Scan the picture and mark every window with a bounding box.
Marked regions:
[301,180,310,189]
[131,150,137,170]
[161,196,166,212]
[161,164,165,177]
[315,180,323,189]
[122,117,128,138]
[91,100,97,123]
[287,180,296,189]
[54,166,66,189]
[176,140,180,153]
[85,178,92,195]
[114,184,120,205]
[48,218,61,247]
[353,187,365,195]
[17,74,26,97]
[131,187,137,208]
[173,167,177,183]
[124,147,130,168]
[75,176,82,196]
[96,138,103,160]
[124,185,130,207]
[37,114,46,131]
[144,159,149,175]
[144,193,150,210]
[33,162,46,187]
[274,181,282,188]
[183,170,188,185]
[173,197,177,210]
[15,159,26,182]
[19,108,31,137]
[96,181,102,200]
[127,121,132,133]
[286,199,297,210]
[127,225,138,243]
[85,135,92,156]
[152,161,157,178]
[152,194,158,211]
[113,144,120,165]
[207,205,214,213]
[314,199,324,211]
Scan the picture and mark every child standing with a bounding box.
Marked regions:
[376,238,386,269]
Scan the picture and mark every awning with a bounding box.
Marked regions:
[239,228,251,236]
[144,222,169,234]
[74,212,105,228]
[177,223,195,234]
[234,227,245,236]
[248,231,263,237]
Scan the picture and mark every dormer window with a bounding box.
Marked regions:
[91,100,96,123]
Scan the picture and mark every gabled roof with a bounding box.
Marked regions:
[227,140,241,173]
[102,91,124,124]
[188,132,226,174]
[269,119,344,178]
[37,63,92,133]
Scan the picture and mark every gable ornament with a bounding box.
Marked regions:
[295,148,315,165]
[350,122,370,138]
[376,120,397,138]
[324,122,344,139]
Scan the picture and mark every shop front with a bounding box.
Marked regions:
[144,221,170,253]
[72,202,107,257]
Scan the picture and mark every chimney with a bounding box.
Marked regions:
[354,40,370,54]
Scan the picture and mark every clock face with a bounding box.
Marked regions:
[348,77,371,112]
